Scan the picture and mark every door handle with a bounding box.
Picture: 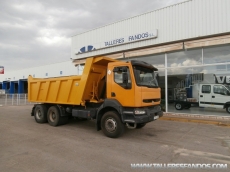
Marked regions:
[200,95,203,97]
[111,92,116,97]
[212,96,215,98]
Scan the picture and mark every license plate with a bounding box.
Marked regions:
[154,115,159,120]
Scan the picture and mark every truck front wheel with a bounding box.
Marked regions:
[34,104,47,123]
[101,111,125,138]
[226,105,230,114]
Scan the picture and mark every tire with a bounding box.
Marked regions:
[136,123,146,129]
[175,103,184,110]
[34,104,48,123]
[47,106,68,126]
[101,111,125,138]
[226,105,230,114]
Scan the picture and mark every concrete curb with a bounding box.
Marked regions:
[159,113,230,127]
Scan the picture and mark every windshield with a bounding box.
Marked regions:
[133,65,158,88]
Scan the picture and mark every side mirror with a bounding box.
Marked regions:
[155,72,159,85]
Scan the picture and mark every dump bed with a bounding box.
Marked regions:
[28,57,118,105]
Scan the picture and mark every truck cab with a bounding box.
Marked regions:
[107,60,161,107]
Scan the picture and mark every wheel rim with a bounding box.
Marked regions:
[36,110,42,119]
[105,117,117,133]
[176,104,181,109]
[49,111,56,122]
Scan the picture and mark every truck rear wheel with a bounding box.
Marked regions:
[101,111,124,138]
[226,105,230,114]
[34,104,47,123]
[47,106,68,126]
[175,103,184,110]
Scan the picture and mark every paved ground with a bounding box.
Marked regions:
[0,105,230,172]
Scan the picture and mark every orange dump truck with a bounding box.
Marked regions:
[28,56,163,138]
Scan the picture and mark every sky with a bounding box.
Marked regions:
[0,0,183,72]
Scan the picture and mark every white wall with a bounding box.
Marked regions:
[71,0,230,59]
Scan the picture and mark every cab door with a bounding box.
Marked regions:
[107,64,135,107]
[212,85,229,108]
[199,85,212,107]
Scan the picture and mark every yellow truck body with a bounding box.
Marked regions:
[29,56,163,138]
[28,57,117,106]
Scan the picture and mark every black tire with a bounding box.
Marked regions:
[175,103,184,110]
[101,111,125,138]
[34,104,48,123]
[226,105,230,114]
[47,106,68,126]
[136,123,146,129]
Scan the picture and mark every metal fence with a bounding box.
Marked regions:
[0,94,33,106]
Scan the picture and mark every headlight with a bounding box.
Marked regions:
[134,110,146,115]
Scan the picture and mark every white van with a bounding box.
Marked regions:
[174,84,230,114]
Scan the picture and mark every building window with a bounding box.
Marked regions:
[128,53,165,68]
[203,44,230,64]
[216,65,227,71]
[227,64,230,71]
[167,48,202,67]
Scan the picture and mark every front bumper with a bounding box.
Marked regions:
[122,106,163,124]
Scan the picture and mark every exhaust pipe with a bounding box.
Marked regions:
[126,123,137,129]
